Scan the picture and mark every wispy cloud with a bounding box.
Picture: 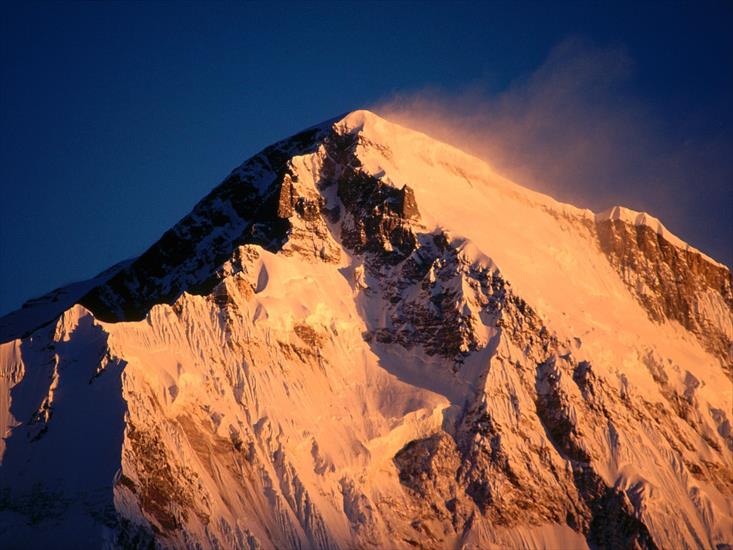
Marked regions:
[371,38,733,264]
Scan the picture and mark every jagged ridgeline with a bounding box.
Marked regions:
[1,111,731,549]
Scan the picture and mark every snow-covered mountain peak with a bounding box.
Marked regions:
[343,110,725,271]
[336,108,383,131]
[1,110,731,549]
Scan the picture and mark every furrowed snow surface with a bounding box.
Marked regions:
[0,110,731,549]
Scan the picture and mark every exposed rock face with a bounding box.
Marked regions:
[596,218,733,367]
[80,123,333,322]
[389,270,663,550]
[325,131,420,265]
[1,110,731,550]
[365,232,501,360]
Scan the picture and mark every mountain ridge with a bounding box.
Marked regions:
[1,110,728,343]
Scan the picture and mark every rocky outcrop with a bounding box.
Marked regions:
[318,131,420,266]
[596,218,733,366]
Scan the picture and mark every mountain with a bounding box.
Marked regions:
[0,110,731,550]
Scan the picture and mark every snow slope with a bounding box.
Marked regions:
[0,110,731,550]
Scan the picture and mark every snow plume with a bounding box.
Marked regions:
[372,38,733,266]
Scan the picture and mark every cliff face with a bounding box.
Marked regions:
[0,111,731,550]
[596,217,733,367]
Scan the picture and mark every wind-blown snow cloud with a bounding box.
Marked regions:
[372,38,733,265]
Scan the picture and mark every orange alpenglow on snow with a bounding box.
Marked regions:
[1,111,731,549]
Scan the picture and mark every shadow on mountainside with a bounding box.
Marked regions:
[0,312,128,545]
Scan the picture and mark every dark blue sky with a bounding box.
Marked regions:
[1,1,732,315]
